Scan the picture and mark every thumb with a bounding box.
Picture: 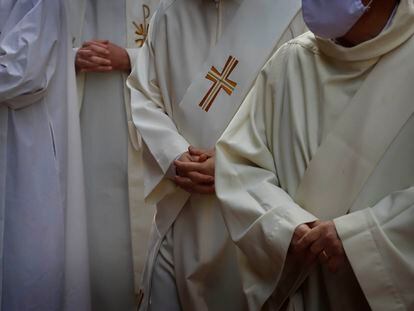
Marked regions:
[198,154,209,162]
[188,146,205,156]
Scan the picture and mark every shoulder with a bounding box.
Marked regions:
[286,31,321,55]
[152,0,185,20]
[148,0,184,41]
[280,31,322,64]
[262,32,320,78]
[157,0,178,12]
[146,0,175,45]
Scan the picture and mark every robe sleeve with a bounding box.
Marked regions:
[334,187,414,310]
[215,49,317,309]
[127,11,189,199]
[0,0,59,109]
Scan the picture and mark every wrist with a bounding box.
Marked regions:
[120,50,131,72]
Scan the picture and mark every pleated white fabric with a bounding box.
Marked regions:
[0,0,90,310]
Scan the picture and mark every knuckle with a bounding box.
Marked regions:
[325,232,335,242]
[302,237,310,246]
[321,223,330,232]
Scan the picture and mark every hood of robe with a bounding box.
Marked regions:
[315,0,414,62]
[0,0,16,33]
[0,0,42,35]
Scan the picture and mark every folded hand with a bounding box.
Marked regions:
[296,220,346,273]
[173,147,216,195]
[75,40,130,73]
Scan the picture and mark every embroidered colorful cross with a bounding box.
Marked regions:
[199,56,239,112]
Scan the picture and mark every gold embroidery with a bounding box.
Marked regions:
[133,4,151,47]
[199,56,239,112]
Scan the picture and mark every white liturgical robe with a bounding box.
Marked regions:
[127,0,306,309]
[67,0,159,308]
[0,0,90,310]
[216,1,414,310]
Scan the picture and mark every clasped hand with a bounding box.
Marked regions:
[173,146,216,195]
[75,40,131,73]
[290,220,346,273]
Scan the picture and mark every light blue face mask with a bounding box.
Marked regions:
[302,0,373,39]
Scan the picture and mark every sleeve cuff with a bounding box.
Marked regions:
[165,153,185,179]
[334,209,403,311]
[126,48,140,69]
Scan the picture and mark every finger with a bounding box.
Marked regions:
[77,48,96,57]
[318,250,330,264]
[76,57,95,66]
[192,183,215,195]
[189,146,215,158]
[292,224,310,245]
[289,225,310,255]
[91,39,110,46]
[82,40,109,49]
[77,49,110,64]
[198,154,210,162]
[174,176,215,194]
[88,44,110,55]
[78,47,107,56]
[76,58,99,69]
[188,146,206,156]
[297,226,322,251]
[308,220,322,229]
[189,155,202,162]
[294,224,310,238]
[174,160,206,174]
[175,164,210,182]
[327,256,342,273]
[89,55,112,66]
[188,146,210,162]
[80,66,113,73]
[186,171,215,184]
[309,236,326,256]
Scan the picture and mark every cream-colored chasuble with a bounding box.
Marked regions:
[127,0,306,309]
[67,0,159,309]
[172,0,304,149]
[216,1,414,310]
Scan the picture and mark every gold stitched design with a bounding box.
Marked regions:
[133,4,150,47]
[199,56,239,112]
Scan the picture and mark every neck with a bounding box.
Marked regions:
[337,0,399,47]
